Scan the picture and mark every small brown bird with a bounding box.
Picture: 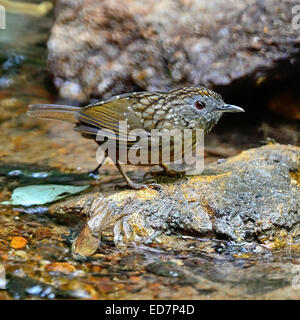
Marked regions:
[28,86,244,189]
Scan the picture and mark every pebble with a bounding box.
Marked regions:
[10,236,27,250]
[45,262,76,274]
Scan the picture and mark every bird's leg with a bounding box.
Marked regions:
[115,160,161,190]
[160,163,186,176]
[89,155,107,176]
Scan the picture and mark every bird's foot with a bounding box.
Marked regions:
[114,160,161,191]
[127,180,162,191]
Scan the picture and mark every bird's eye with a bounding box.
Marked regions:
[195,101,206,110]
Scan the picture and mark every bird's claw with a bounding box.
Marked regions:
[126,180,162,191]
[145,182,162,190]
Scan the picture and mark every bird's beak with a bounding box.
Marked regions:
[217,104,245,113]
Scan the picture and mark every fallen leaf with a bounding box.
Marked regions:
[1,184,89,206]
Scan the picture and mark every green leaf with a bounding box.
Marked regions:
[1,184,89,206]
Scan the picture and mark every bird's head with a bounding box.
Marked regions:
[169,86,244,133]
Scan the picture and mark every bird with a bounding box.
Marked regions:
[27,86,244,190]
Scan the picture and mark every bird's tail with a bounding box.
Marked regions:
[27,104,80,123]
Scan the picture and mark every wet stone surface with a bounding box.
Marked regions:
[50,144,300,257]
[1,202,300,300]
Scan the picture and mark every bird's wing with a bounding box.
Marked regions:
[76,93,152,144]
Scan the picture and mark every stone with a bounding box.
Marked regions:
[45,262,76,274]
[49,144,300,256]
[10,236,27,250]
[47,0,300,102]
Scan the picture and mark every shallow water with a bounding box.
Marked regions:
[0,4,299,300]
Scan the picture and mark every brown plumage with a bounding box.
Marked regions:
[28,86,244,189]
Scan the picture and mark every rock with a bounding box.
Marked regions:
[12,250,28,262]
[7,275,73,299]
[49,144,300,256]
[45,262,76,274]
[47,0,300,102]
[10,236,27,250]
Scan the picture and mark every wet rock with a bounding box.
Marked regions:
[6,275,73,299]
[10,236,27,250]
[45,262,76,274]
[49,144,300,256]
[48,0,300,102]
